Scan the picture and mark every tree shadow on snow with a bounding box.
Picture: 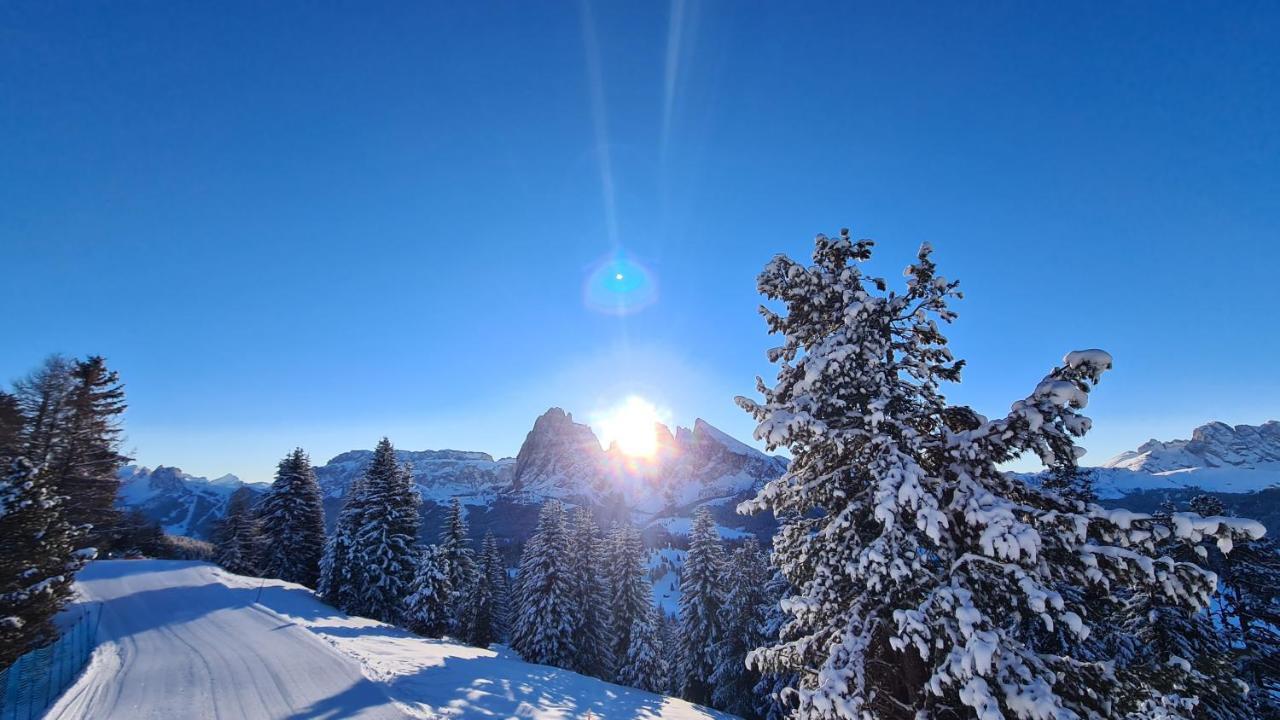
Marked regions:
[382,652,678,720]
[90,582,348,644]
[283,677,399,720]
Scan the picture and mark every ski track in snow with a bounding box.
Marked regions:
[46,560,733,720]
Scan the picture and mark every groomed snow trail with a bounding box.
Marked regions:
[46,560,407,720]
[47,560,735,720]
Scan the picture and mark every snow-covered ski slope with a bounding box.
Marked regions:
[48,560,734,720]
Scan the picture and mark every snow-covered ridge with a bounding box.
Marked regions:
[1076,420,1280,498]
[314,448,515,503]
[116,465,267,537]
[1103,420,1280,472]
[509,408,789,515]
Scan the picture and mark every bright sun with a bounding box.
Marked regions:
[594,396,663,458]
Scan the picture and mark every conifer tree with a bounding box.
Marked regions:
[735,231,1262,719]
[13,355,75,468]
[404,544,453,638]
[56,356,129,546]
[1113,501,1247,720]
[677,506,725,705]
[319,474,368,611]
[1040,460,1097,504]
[1225,534,1280,720]
[1190,494,1280,719]
[461,531,510,645]
[350,441,419,623]
[0,392,23,457]
[711,537,771,718]
[14,356,128,548]
[656,610,680,695]
[617,603,669,693]
[0,457,86,669]
[439,497,478,631]
[215,487,263,577]
[511,501,576,668]
[1029,459,1109,666]
[480,531,511,641]
[258,448,327,587]
[568,506,614,678]
[752,571,798,720]
[605,521,652,680]
[463,556,496,645]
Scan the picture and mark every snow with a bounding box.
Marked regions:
[47,560,731,720]
[1088,465,1280,498]
[690,419,765,459]
[647,547,685,615]
[647,516,754,540]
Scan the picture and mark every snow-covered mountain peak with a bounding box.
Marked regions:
[690,418,761,458]
[1084,420,1280,498]
[1103,420,1280,473]
[510,407,607,498]
[116,465,253,537]
[118,407,789,540]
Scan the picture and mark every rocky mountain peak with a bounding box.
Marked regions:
[511,407,606,497]
[1104,420,1280,473]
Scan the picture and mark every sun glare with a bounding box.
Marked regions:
[593,396,664,458]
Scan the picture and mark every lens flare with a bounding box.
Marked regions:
[583,253,657,315]
[592,396,665,458]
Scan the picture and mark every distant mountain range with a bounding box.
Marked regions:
[117,465,264,538]
[117,407,789,545]
[1091,420,1280,497]
[116,416,1280,543]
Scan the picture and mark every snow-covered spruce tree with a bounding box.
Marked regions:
[657,610,681,695]
[404,544,453,638]
[753,570,799,720]
[461,549,499,647]
[0,457,87,669]
[678,506,726,705]
[712,537,772,718]
[1112,501,1246,720]
[1040,461,1097,505]
[1027,459,1108,670]
[1189,494,1280,719]
[463,531,510,645]
[215,487,264,577]
[606,521,653,681]
[511,500,576,668]
[618,602,669,693]
[735,231,1264,720]
[258,448,327,587]
[15,356,129,549]
[439,497,478,632]
[350,441,420,623]
[1225,535,1280,720]
[568,506,615,678]
[318,474,369,612]
[481,532,511,642]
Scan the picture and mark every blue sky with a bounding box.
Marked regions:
[2,2,1277,483]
